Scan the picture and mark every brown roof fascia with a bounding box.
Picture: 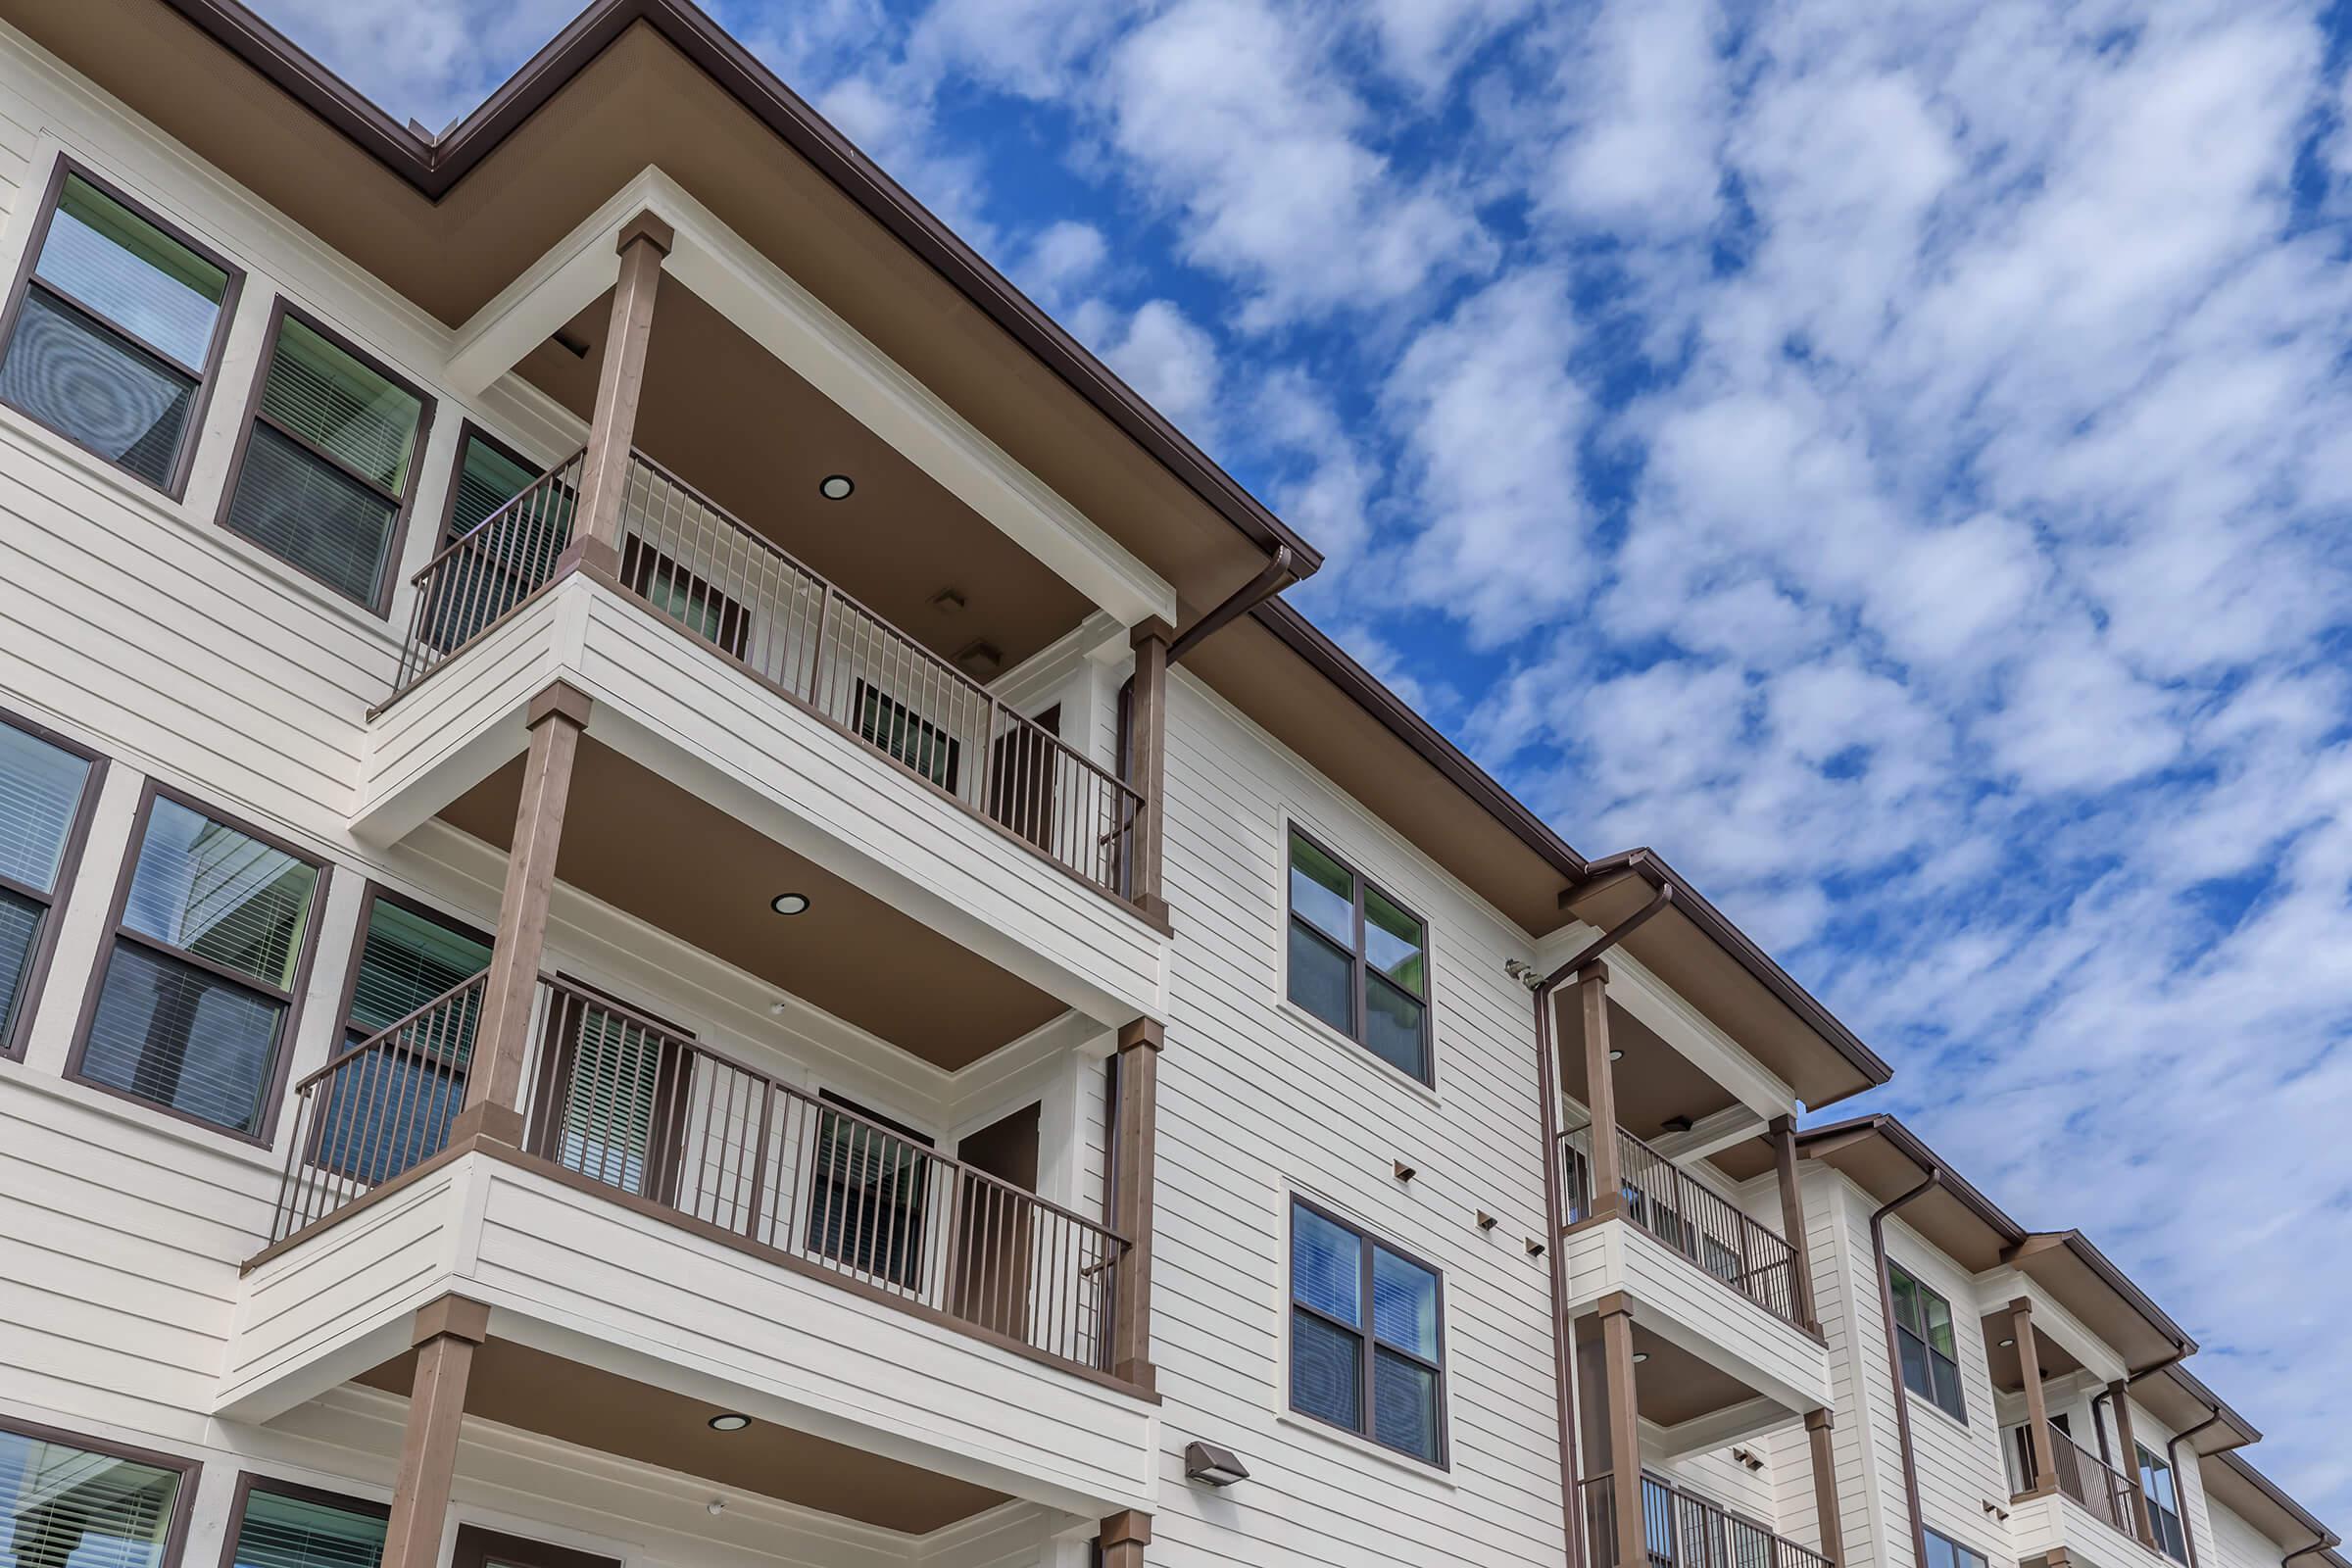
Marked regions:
[1583,848,1894,1092]
[1797,1114,2028,1246]
[1249,598,1590,885]
[2013,1230,2197,1359]
[154,0,1322,578]
[2159,1363,2263,1448]
[2216,1451,2339,1547]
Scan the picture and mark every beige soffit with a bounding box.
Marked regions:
[2198,1450,2339,1554]
[361,1339,1009,1534]
[440,738,1066,1070]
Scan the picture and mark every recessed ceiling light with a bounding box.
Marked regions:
[1607,1049,1625,1061]
[770,893,810,915]
[707,1413,751,1432]
[1633,1351,1650,1364]
[819,474,854,500]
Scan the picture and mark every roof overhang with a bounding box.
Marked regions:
[2000,1231,2196,1375]
[2200,1451,2339,1553]
[1795,1114,2024,1270]
[1566,852,1892,1109]
[2139,1363,2261,1455]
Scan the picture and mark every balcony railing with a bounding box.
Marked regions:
[1584,1474,1831,1568]
[385,448,1143,904]
[2012,1420,2139,1541]
[270,971,1128,1375]
[1560,1122,1803,1326]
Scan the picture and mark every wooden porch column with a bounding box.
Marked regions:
[1770,1115,1819,1329]
[452,682,589,1146]
[1579,962,1628,1220]
[1125,617,1173,924]
[2109,1381,2156,1545]
[1108,1017,1162,1390]
[380,1295,490,1568]
[1099,1510,1150,1568]
[1598,1293,1646,1568]
[568,212,674,574]
[2012,1298,2059,1496]
[1806,1407,1845,1565]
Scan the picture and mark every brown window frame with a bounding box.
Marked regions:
[524,974,697,1207]
[0,706,109,1062]
[435,419,544,550]
[65,778,332,1146]
[0,1412,203,1568]
[214,295,436,617]
[0,155,245,500]
[1888,1258,1968,1423]
[1285,824,1435,1085]
[217,1472,389,1568]
[1287,1194,1450,1469]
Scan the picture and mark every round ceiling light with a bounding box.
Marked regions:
[708,1413,751,1433]
[1607,1048,1625,1062]
[770,893,810,916]
[818,474,855,500]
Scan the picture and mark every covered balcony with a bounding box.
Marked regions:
[1582,1473,1832,1568]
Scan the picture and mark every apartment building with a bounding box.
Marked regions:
[0,6,2333,1568]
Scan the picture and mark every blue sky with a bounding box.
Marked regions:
[264,0,2352,1520]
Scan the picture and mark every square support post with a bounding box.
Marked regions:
[1806,1406,1845,1566]
[1099,1509,1150,1568]
[1125,618,1173,924]
[1770,1114,1819,1329]
[568,212,674,575]
[1579,962,1627,1220]
[1109,1017,1162,1390]
[2110,1381,2156,1545]
[453,682,589,1147]
[1598,1292,1646,1568]
[2013,1298,2059,1497]
[380,1295,490,1568]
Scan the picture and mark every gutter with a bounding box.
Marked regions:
[1513,887,1675,1568]
[1870,1170,1942,1568]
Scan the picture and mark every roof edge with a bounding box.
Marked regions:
[1797,1113,2026,1242]
[1587,848,1894,1097]
[2214,1450,2340,1547]
[153,0,1325,578]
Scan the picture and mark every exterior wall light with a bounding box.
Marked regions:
[1184,1441,1250,1487]
[819,474,854,500]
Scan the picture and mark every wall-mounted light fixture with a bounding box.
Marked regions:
[1184,1442,1250,1487]
[1393,1159,1416,1183]
[1525,1237,1546,1257]
[1476,1211,1497,1231]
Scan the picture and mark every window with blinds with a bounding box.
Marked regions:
[808,1092,933,1290]
[0,165,236,493]
[0,1424,188,1568]
[424,429,570,652]
[853,680,960,791]
[550,1004,671,1197]
[1289,1197,1447,1466]
[220,305,430,612]
[225,1485,386,1568]
[75,790,323,1137]
[0,716,99,1058]
[314,895,491,1185]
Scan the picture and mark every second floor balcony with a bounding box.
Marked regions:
[1582,1473,1831,1568]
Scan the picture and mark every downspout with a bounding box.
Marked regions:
[2282,1539,2338,1568]
[1871,1169,1942,1568]
[1116,547,1296,822]
[2091,1386,2117,1466]
[2163,1414,2226,1568]
[1513,885,1675,1568]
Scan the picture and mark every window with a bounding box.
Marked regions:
[1285,828,1432,1082]
[1924,1528,1990,1568]
[854,679,960,791]
[808,1092,934,1292]
[0,1418,195,1568]
[1887,1260,1966,1421]
[0,712,105,1060]
[0,162,238,494]
[1288,1198,1446,1465]
[526,984,690,1202]
[224,1479,386,1568]
[424,424,569,651]
[72,786,325,1140]
[219,302,432,612]
[2139,1444,2188,1563]
[622,534,749,660]
[313,891,490,1185]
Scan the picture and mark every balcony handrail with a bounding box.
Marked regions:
[270,969,1129,1374]
[1582,1472,1832,1568]
[390,451,587,696]
[2017,1418,2138,1538]
[1558,1120,1803,1327]
[408,444,590,587]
